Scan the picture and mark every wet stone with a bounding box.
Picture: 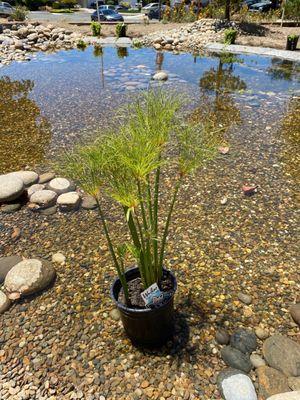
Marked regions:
[220,346,252,373]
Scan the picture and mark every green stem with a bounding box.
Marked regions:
[95,197,129,305]
[158,179,182,279]
[153,162,161,280]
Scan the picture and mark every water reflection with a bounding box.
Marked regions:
[191,55,246,136]
[268,58,300,82]
[117,47,128,59]
[0,76,51,173]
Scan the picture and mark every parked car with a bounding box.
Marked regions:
[148,6,163,19]
[99,4,115,10]
[0,2,14,16]
[141,2,159,14]
[242,0,261,7]
[91,8,124,21]
[249,0,272,11]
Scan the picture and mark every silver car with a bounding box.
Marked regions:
[0,2,14,16]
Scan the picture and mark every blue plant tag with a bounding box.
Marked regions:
[141,283,164,307]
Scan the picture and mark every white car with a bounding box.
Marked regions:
[0,2,14,16]
[141,2,159,14]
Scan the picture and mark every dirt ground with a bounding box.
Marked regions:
[1,16,299,50]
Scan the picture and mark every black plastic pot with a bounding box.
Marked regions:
[110,268,177,347]
[286,36,299,51]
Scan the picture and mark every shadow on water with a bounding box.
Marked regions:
[0,76,51,174]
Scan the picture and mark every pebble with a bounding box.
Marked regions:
[81,195,97,210]
[216,329,230,345]
[220,346,252,373]
[110,309,121,321]
[220,197,228,205]
[153,71,168,81]
[255,327,269,340]
[250,354,266,368]
[48,177,75,195]
[38,172,55,184]
[57,191,81,211]
[237,292,252,305]
[52,252,66,265]
[230,329,257,354]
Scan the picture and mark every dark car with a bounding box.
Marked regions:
[91,9,124,21]
[249,0,272,11]
[148,6,165,19]
[115,4,129,12]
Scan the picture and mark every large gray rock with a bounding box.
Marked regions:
[7,170,39,187]
[0,290,11,313]
[30,190,57,209]
[48,178,75,195]
[230,329,257,354]
[263,335,300,377]
[4,259,56,296]
[221,346,252,373]
[288,377,300,391]
[57,191,80,211]
[266,392,300,400]
[217,368,257,400]
[0,175,24,202]
[0,255,22,283]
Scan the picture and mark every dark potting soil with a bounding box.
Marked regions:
[118,274,174,309]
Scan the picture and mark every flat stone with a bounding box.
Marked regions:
[263,335,300,377]
[216,329,230,345]
[48,178,75,195]
[7,170,39,186]
[4,259,56,296]
[230,329,257,354]
[250,354,266,368]
[257,366,290,399]
[0,175,24,202]
[288,377,300,391]
[57,192,80,211]
[266,393,300,400]
[152,71,168,81]
[0,255,22,283]
[38,172,55,184]
[0,290,11,313]
[290,303,300,326]
[238,292,252,305]
[27,184,45,197]
[1,203,21,213]
[217,368,257,400]
[38,206,57,216]
[221,346,252,373]
[81,195,97,210]
[30,190,57,209]
[255,327,269,340]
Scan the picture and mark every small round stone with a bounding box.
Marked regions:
[250,354,266,368]
[30,190,57,209]
[52,253,66,265]
[216,329,230,345]
[82,195,97,210]
[110,309,120,321]
[255,327,269,340]
[48,177,75,195]
[153,71,168,81]
[57,192,80,211]
[237,292,252,305]
[38,172,55,184]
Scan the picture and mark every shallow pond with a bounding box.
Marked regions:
[0,46,299,173]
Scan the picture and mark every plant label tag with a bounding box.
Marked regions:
[141,283,164,307]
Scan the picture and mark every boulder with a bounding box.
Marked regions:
[153,71,168,81]
[290,303,300,326]
[266,392,300,400]
[57,191,80,211]
[257,366,290,399]
[0,290,11,313]
[230,329,257,354]
[0,175,24,202]
[30,190,57,209]
[7,170,39,186]
[4,259,56,296]
[48,177,75,195]
[0,256,23,283]
[221,346,252,373]
[263,335,300,377]
[217,368,257,400]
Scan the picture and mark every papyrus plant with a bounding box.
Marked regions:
[61,91,221,305]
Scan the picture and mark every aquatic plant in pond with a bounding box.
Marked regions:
[60,91,222,303]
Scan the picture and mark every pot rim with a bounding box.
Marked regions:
[110,267,177,314]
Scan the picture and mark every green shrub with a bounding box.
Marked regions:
[51,0,77,9]
[11,5,28,21]
[116,22,127,38]
[77,39,87,50]
[91,21,101,36]
[287,34,299,40]
[285,0,300,24]
[132,38,142,48]
[224,28,237,44]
